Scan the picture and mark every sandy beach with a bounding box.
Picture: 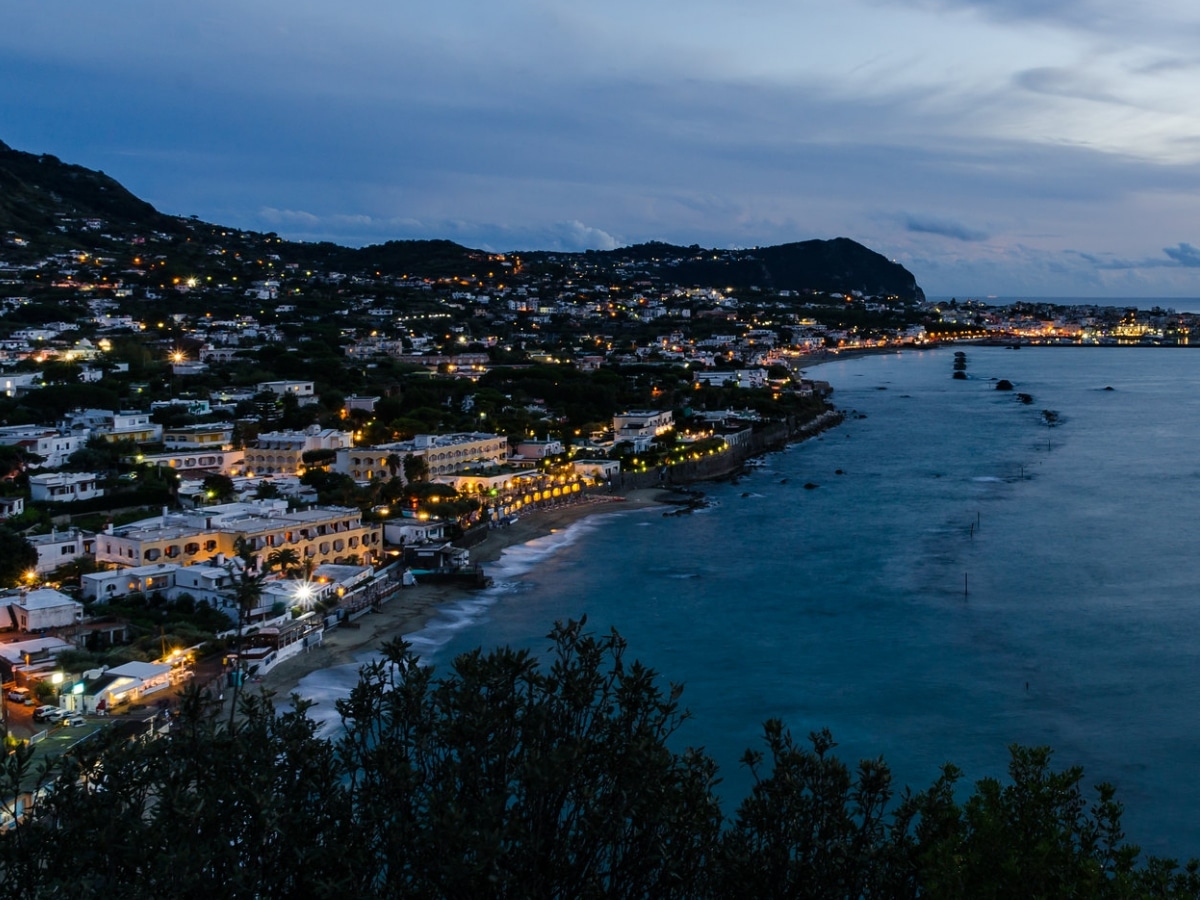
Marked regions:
[258,488,673,705]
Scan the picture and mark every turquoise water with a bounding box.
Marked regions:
[300,346,1200,859]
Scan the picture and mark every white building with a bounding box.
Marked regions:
[256,380,316,400]
[85,661,174,712]
[572,459,621,480]
[2,588,84,631]
[613,410,674,442]
[82,563,182,602]
[60,409,163,443]
[28,528,94,575]
[382,518,449,546]
[0,426,85,469]
[0,372,42,397]
[29,471,103,503]
[692,369,768,389]
[81,561,240,608]
[0,636,73,681]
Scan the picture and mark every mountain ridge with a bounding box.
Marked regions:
[0,140,924,301]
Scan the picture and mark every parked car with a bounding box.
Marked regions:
[6,687,31,703]
[32,705,63,722]
[39,708,68,723]
[62,715,86,728]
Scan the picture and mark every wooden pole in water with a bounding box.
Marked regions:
[964,573,969,597]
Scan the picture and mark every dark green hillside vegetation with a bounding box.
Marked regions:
[3,622,1198,897]
[0,140,181,256]
[754,238,924,302]
[331,238,486,277]
[571,237,925,303]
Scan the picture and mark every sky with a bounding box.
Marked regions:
[3,1,1200,297]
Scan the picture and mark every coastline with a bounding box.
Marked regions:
[794,346,907,372]
[258,489,673,705]
[255,398,850,711]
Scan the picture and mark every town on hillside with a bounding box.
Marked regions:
[1,143,1197,749]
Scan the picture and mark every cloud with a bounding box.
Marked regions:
[258,207,321,227]
[1013,67,1124,105]
[1163,243,1200,267]
[901,214,989,242]
[1132,57,1200,76]
[247,209,621,253]
[882,0,1193,41]
[1061,243,1200,271]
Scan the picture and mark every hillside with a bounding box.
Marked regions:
[0,140,183,257]
[566,239,923,302]
[0,138,923,299]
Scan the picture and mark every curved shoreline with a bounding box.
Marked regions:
[259,490,673,705]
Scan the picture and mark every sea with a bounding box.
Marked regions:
[298,344,1200,860]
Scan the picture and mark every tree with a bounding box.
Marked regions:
[385,452,401,478]
[887,746,1147,899]
[718,722,896,898]
[335,619,723,896]
[226,537,265,729]
[0,444,39,480]
[402,452,429,485]
[65,437,122,474]
[254,480,280,500]
[0,527,38,587]
[4,622,1200,897]
[1,686,358,895]
[201,473,235,504]
[266,547,301,578]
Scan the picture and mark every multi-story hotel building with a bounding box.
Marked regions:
[94,500,382,570]
[161,423,234,450]
[243,426,353,476]
[336,432,509,482]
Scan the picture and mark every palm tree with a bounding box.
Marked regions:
[385,453,402,478]
[403,453,429,485]
[227,537,265,729]
[267,547,301,578]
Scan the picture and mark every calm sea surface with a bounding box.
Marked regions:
[301,346,1200,859]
